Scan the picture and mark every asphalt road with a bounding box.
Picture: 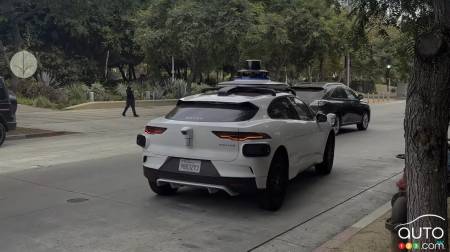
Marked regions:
[0,102,405,252]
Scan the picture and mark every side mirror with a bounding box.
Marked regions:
[357,94,364,100]
[316,112,327,123]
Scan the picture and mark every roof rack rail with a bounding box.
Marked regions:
[217,86,277,96]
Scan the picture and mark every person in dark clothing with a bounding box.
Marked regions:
[122,86,139,117]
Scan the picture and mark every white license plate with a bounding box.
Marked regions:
[178,159,201,173]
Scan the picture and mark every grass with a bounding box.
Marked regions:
[17,96,34,106]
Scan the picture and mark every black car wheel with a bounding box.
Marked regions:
[357,112,369,130]
[333,116,341,135]
[316,133,335,175]
[148,180,178,195]
[0,123,5,147]
[258,153,288,211]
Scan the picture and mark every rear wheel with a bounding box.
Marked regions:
[148,180,178,195]
[258,153,288,211]
[316,133,335,175]
[0,123,5,147]
[357,112,369,130]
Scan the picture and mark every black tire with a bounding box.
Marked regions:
[315,133,335,175]
[148,180,178,195]
[0,123,5,147]
[258,152,288,211]
[357,112,369,130]
[333,116,341,135]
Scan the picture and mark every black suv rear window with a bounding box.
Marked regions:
[293,87,326,104]
[166,101,259,122]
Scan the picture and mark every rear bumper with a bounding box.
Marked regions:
[7,121,16,131]
[144,166,257,195]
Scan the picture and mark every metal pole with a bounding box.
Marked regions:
[171,56,175,82]
[388,77,391,100]
[285,66,288,84]
[346,53,351,86]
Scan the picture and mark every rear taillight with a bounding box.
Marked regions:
[212,131,271,141]
[145,126,167,135]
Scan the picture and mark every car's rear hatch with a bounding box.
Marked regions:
[145,101,259,162]
[147,120,241,161]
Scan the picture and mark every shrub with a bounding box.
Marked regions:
[65,83,89,103]
[16,80,68,104]
[163,79,187,99]
[33,96,56,109]
[90,82,107,101]
[115,83,128,98]
[17,96,34,106]
[191,83,212,95]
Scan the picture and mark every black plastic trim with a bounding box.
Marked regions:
[242,144,271,157]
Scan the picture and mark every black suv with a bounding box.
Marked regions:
[0,77,17,146]
[292,82,370,134]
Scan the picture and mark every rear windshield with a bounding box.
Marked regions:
[165,101,259,122]
[293,87,326,104]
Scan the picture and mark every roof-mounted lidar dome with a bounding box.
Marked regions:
[219,60,289,89]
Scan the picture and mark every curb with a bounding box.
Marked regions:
[313,201,391,252]
[6,131,76,141]
[64,99,178,110]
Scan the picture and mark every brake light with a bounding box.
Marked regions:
[212,131,271,141]
[145,126,167,135]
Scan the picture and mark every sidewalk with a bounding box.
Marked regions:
[15,104,173,133]
[0,104,174,174]
[317,199,450,252]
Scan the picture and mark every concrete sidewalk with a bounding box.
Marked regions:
[16,104,174,133]
[0,105,174,174]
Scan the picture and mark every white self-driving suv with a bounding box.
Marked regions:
[137,83,335,210]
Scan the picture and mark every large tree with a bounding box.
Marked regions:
[354,0,450,249]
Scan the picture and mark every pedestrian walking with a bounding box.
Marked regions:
[122,85,139,117]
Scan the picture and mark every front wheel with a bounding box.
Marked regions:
[258,153,288,211]
[315,133,335,175]
[357,112,369,130]
[0,123,5,147]
[148,180,178,196]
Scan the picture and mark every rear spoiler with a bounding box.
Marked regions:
[200,85,296,96]
[291,86,325,91]
[175,100,258,110]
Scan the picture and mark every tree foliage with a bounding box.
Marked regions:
[0,0,411,87]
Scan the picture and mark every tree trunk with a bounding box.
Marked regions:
[119,65,128,82]
[319,57,325,81]
[406,32,450,252]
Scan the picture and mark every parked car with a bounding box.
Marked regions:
[0,77,17,146]
[137,81,336,211]
[292,82,371,134]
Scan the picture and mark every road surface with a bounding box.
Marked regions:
[0,102,405,251]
